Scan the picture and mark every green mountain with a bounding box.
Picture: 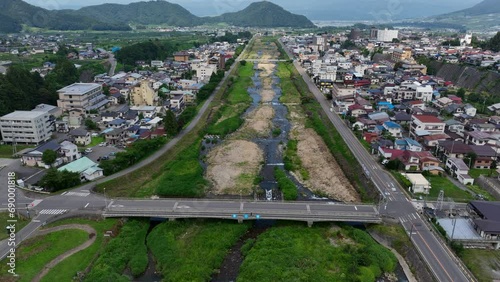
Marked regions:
[441,0,500,16]
[0,0,130,32]
[0,0,315,32]
[70,1,202,26]
[421,0,500,31]
[204,1,316,28]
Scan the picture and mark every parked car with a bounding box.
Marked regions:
[91,132,99,137]
[85,148,93,153]
[97,156,109,162]
[98,142,107,147]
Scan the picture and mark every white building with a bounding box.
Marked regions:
[60,140,81,163]
[404,173,431,194]
[0,111,52,144]
[57,83,109,112]
[416,85,433,102]
[192,63,217,83]
[377,29,399,42]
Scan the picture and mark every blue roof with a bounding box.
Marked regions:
[404,138,422,147]
[395,139,407,145]
[375,125,385,131]
[384,121,401,129]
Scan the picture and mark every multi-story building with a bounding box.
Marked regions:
[192,63,217,82]
[377,29,399,42]
[130,81,158,106]
[57,83,109,113]
[411,115,445,138]
[0,111,52,144]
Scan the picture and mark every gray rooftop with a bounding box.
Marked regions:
[1,110,47,120]
[58,83,101,95]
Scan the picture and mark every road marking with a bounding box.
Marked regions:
[306,204,311,213]
[84,203,89,208]
[61,192,68,195]
[173,202,178,211]
[64,191,90,197]
[33,220,40,223]
[38,209,67,215]
[412,214,417,220]
[354,206,358,211]
[240,202,244,212]
[416,230,454,281]
[29,199,43,208]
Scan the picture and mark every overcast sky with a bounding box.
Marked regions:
[24,0,483,20]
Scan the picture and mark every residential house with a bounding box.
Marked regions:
[348,104,367,118]
[59,141,81,163]
[368,112,390,123]
[58,156,103,181]
[353,118,376,131]
[101,112,120,123]
[466,131,490,146]
[130,106,156,119]
[470,145,496,169]
[169,94,185,111]
[446,157,474,185]
[69,128,91,146]
[423,133,450,148]
[383,121,402,138]
[107,119,127,129]
[445,119,465,135]
[131,81,158,106]
[392,112,412,124]
[468,201,500,242]
[395,138,423,152]
[403,173,431,194]
[464,104,477,117]
[411,115,445,138]
[437,141,472,161]
[21,140,61,167]
[105,128,126,145]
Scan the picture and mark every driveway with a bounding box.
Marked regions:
[84,145,124,163]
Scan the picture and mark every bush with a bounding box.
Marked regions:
[274,168,298,200]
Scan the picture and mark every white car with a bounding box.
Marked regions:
[91,133,99,137]
[98,142,107,147]
[85,148,93,153]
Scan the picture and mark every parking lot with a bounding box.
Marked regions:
[83,144,125,163]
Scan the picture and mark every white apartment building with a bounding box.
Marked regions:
[192,63,217,82]
[0,111,52,144]
[57,83,109,112]
[377,29,399,42]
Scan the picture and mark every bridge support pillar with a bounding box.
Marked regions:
[307,221,313,228]
[168,218,176,222]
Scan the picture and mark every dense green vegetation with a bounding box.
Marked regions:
[483,31,500,52]
[84,220,149,281]
[99,137,167,176]
[116,40,197,67]
[0,229,89,282]
[238,224,397,281]
[147,220,250,281]
[41,218,118,282]
[0,0,130,32]
[274,168,298,200]
[208,2,315,28]
[39,168,82,192]
[283,139,309,180]
[462,248,500,282]
[154,140,208,197]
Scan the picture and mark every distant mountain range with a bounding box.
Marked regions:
[0,0,315,33]
[415,0,500,31]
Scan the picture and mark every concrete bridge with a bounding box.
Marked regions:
[103,199,382,226]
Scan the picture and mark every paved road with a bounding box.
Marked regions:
[108,53,117,76]
[104,199,381,223]
[279,40,473,282]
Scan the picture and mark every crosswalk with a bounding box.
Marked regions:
[61,191,90,197]
[38,209,67,215]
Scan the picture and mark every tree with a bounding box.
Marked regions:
[464,152,477,169]
[456,88,466,99]
[85,119,99,131]
[39,168,81,192]
[42,149,57,166]
[163,110,178,136]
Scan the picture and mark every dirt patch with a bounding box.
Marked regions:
[206,140,263,195]
[290,120,359,202]
[235,105,274,138]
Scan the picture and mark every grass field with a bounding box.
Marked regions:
[462,249,500,282]
[0,144,33,158]
[81,136,105,149]
[469,168,498,179]
[238,223,397,281]
[147,220,250,281]
[426,175,474,201]
[40,218,118,282]
[0,229,89,282]
[0,212,30,240]
[276,63,301,104]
